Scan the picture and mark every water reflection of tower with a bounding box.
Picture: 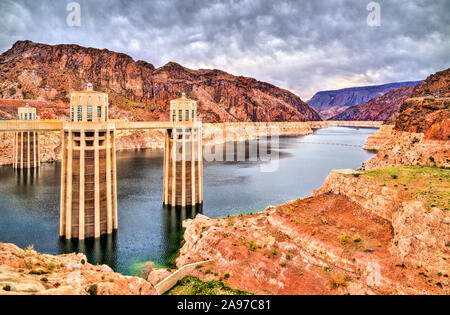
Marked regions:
[58,232,118,269]
[15,167,39,187]
[162,205,203,262]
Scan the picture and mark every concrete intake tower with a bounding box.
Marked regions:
[13,104,40,169]
[60,83,118,240]
[163,93,203,207]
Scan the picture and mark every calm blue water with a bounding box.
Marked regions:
[0,127,376,275]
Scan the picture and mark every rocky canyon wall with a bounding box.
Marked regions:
[0,41,321,123]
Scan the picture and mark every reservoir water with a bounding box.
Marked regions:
[0,127,377,275]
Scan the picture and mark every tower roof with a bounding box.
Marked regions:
[170,92,196,103]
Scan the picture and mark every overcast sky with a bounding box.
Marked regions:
[0,0,448,100]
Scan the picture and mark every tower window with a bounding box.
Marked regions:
[87,106,93,122]
[179,109,182,122]
[78,106,82,121]
[97,106,102,118]
[186,110,189,122]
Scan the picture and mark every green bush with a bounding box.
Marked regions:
[167,276,252,295]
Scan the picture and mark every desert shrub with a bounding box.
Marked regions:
[88,284,98,296]
[339,235,350,245]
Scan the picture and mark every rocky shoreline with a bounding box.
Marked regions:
[0,243,156,295]
[362,126,450,169]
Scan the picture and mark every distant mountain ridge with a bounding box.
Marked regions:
[329,85,417,122]
[0,40,321,123]
[308,81,421,119]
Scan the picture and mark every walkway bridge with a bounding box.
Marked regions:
[0,120,201,132]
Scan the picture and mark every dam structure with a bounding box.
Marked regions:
[13,104,40,169]
[60,83,118,240]
[163,93,203,207]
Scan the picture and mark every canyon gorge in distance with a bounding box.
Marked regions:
[0,0,449,299]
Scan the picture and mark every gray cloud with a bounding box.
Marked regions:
[0,0,448,99]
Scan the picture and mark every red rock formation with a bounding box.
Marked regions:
[0,40,321,123]
[329,85,417,121]
[412,68,450,98]
[395,69,450,140]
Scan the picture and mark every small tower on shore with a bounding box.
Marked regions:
[163,92,203,207]
[60,83,117,240]
[13,103,40,169]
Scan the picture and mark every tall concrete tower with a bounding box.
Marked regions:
[13,104,40,169]
[163,93,203,207]
[60,84,118,240]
